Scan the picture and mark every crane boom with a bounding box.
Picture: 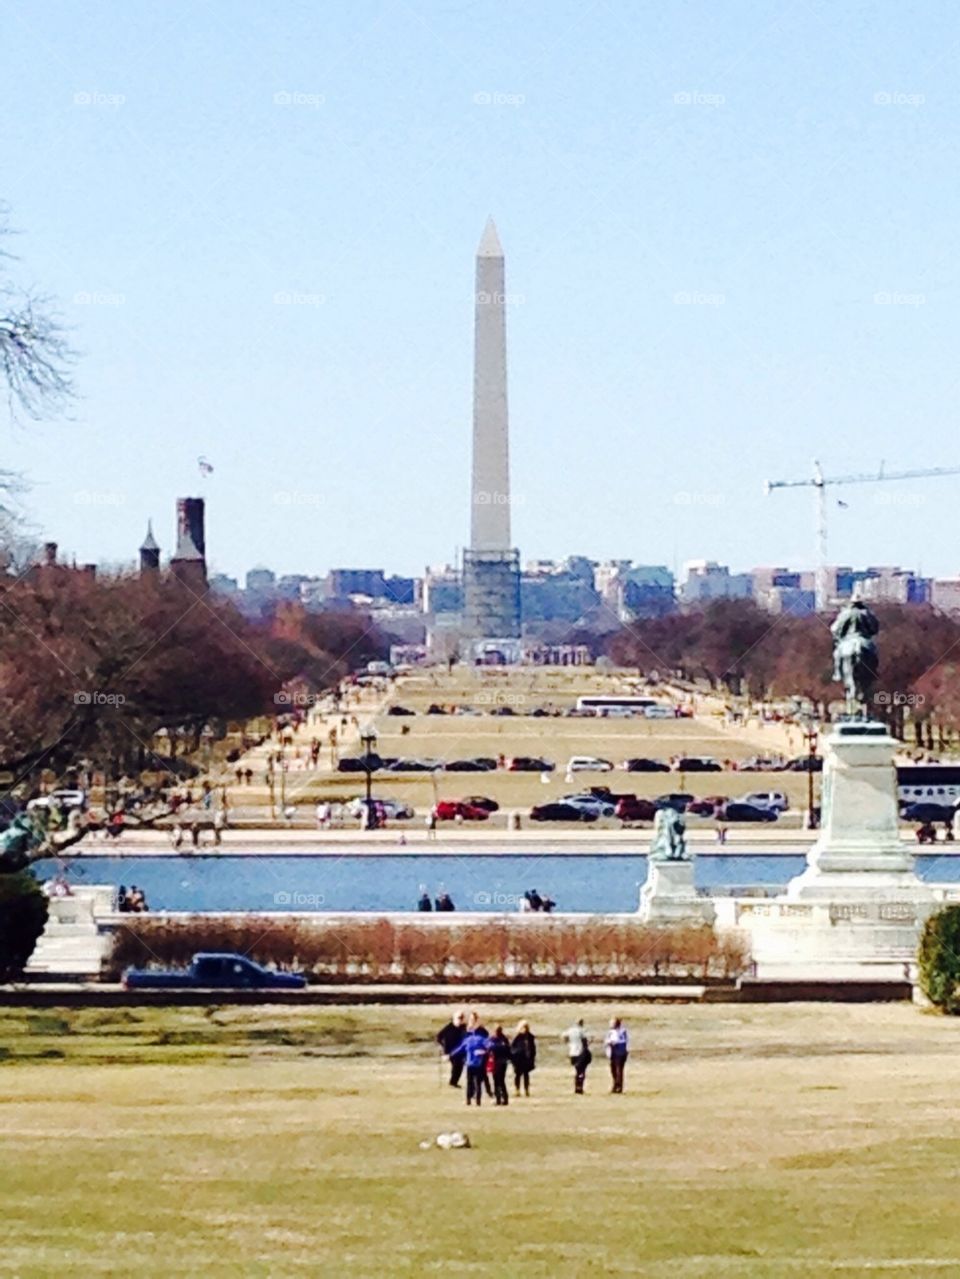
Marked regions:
[764,460,960,611]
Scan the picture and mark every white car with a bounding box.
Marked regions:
[643,705,674,719]
[566,756,614,773]
[741,791,789,813]
[346,797,415,820]
[560,794,617,818]
[27,788,87,813]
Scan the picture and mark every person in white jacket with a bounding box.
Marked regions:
[604,1017,630,1094]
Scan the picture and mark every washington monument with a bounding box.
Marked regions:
[463,217,521,646]
[471,216,511,548]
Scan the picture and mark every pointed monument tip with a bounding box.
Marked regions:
[140,520,159,552]
[477,216,503,258]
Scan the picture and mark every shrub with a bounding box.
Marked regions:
[0,872,49,981]
[919,905,960,1012]
[103,915,751,984]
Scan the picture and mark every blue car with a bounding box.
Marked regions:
[123,952,306,990]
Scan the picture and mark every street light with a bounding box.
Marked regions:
[801,715,820,829]
[360,727,378,829]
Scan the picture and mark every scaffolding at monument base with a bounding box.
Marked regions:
[462,547,521,644]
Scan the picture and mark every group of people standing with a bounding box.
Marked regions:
[436,1011,630,1102]
[437,1012,537,1105]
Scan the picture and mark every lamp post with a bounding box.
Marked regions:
[802,717,820,829]
[360,727,377,829]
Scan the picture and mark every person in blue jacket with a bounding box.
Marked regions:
[447,1026,490,1105]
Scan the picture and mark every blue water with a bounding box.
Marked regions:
[33,853,960,914]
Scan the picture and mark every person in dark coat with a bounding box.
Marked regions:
[486,1025,512,1105]
[511,1019,537,1097]
[436,1010,467,1087]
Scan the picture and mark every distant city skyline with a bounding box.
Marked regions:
[6,2,960,577]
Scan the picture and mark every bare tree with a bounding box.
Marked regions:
[0,205,74,423]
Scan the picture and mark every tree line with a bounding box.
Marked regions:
[0,566,389,782]
[605,599,960,744]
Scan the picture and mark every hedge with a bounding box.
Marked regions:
[105,915,749,984]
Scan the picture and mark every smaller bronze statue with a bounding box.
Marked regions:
[649,804,688,862]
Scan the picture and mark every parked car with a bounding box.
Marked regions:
[489,705,516,716]
[738,756,786,772]
[558,794,616,818]
[347,797,414,820]
[391,758,444,772]
[462,795,499,812]
[687,795,728,816]
[643,705,674,719]
[27,788,87,812]
[386,705,416,716]
[902,802,956,824]
[675,757,722,772]
[741,791,789,813]
[509,757,555,772]
[621,758,671,773]
[337,755,382,773]
[615,796,658,822]
[434,800,490,821]
[123,953,306,990]
[786,755,824,772]
[530,802,598,822]
[565,755,614,773]
[721,801,779,823]
[655,793,695,812]
[445,758,498,772]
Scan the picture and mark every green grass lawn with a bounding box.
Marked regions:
[4,1003,960,1275]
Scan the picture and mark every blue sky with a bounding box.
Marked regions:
[4,0,960,581]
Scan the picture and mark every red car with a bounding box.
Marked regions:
[615,797,657,823]
[434,800,490,821]
[687,795,727,816]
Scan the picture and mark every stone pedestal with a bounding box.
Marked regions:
[639,859,715,926]
[26,885,115,976]
[714,722,937,978]
[788,721,930,903]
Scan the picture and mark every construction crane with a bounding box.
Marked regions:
[765,460,960,611]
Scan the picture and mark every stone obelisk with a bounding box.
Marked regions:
[463,218,521,653]
[471,217,510,548]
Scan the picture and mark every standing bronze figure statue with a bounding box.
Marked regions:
[831,596,880,715]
